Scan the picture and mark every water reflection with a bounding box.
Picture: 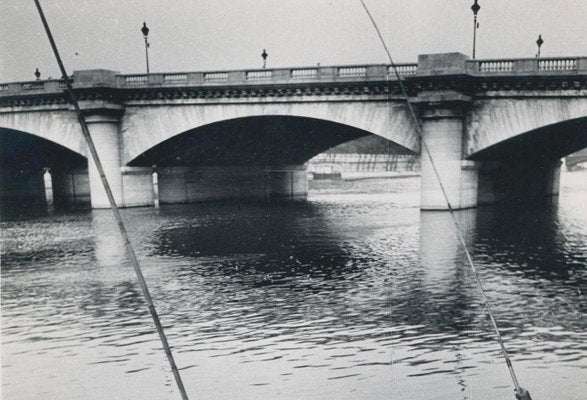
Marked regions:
[1,175,585,400]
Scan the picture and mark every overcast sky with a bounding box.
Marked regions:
[1,0,586,82]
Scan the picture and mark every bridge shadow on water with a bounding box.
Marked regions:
[147,201,362,285]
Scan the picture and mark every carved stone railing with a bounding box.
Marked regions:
[21,81,45,91]
[470,57,583,74]
[478,60,515,72]
[0,56,584,97]
[163,73,188,83]
[389,64,417,75]
[338,66,367,77]
[538,58,577,71]
[123,75,148,85]
[203,72,228,82]
[246,70,272,80]
[58,79,71,89]
[291,68,318,79]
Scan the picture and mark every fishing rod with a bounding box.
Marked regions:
[32,1,190,399]
[358,1,532,399]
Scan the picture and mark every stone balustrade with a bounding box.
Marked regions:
[470,57,584,74]
[1,56,585,96]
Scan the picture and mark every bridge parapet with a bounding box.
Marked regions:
[469,56,586,75]
[1,56,585,97]
[0,63,418,95]
[115,63,418,87]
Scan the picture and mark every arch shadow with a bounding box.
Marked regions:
[1,128,87,170]
[128,115,414,167]
[1,128,89,209]
[468,116,587,162]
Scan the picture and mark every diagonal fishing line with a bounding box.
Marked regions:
[359,0,526,397]
[32,1,190,399]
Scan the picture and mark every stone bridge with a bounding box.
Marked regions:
[1,53,586,209]
[565,148,587,170]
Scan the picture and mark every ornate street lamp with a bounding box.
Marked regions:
[34,68,41,80]
[536,34,544,58]
[261,49,268,69]
[141,22,150,73]
[471,0,480,59]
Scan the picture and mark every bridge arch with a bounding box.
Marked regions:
[127,114,415,167]
[465,98,587,158]
[0,128,87,168]
[0,128,89,207]
[122,102,419,165]
[468,116,587,161]
[466,112,587,206]
[0,111,87,157]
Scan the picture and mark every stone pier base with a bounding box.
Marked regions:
[52,169,91,207]
[157,165,307,204]
[477,159,561,205]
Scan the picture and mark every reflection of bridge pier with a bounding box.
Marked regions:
[420,210,477,295]
[1,53,585,210]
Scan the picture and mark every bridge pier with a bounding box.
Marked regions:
[419,94,478,210]
[267,165,308,200]
[85,112,124,208]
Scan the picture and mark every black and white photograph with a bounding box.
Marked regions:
[1,1,586,399]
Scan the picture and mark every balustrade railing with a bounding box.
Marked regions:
[388,64,417,75]
[478,60,514,72]
[204,72,228,82]
[246,70,272,80]
[163,73,187,83]
[538,58,577,71]
[1,56,584,97]
[473,57,580,73]
[338,67,366,77]
[21,82,45,90]
[124,75,148,85]
[58,79,72,89]
[291,68,318,79]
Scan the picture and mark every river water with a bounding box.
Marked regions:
[1,172,586,400]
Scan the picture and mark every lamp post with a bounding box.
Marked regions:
[141,22,150,73]
[34,68,41,80]
[261,49,268,69]
[471,0,480,59]
[536,34,544,58]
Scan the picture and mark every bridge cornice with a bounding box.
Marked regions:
[0,77,585,111]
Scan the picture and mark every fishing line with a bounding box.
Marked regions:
[33,1,190,399]
[358,1,529,398]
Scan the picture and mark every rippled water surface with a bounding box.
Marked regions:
[2,173,586,399]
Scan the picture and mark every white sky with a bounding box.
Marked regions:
[1,0,586,82]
